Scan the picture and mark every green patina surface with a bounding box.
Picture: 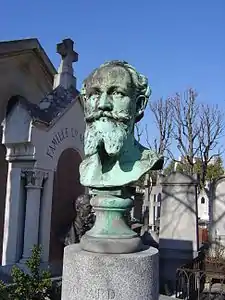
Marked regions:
[79,60,164,242]
[87,195,135,238]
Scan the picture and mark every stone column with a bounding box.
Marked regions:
[149,193,155,230]
[142,186,149,221]
[154,198,158,222]
[2,163,25,265]
[20,170,47,262]
[39,170,53,262]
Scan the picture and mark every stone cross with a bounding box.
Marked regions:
[53,38,78,89]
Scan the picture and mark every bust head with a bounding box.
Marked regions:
[81,60,151,157]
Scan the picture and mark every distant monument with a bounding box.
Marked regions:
[64,194,95,245]
[61,60,164,300]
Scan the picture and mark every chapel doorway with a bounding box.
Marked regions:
[49,148,84,262]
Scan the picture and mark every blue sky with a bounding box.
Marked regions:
[1,0,225,156]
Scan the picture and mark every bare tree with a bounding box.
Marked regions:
[147,97,173,158]
[171,89,224,186]
[137,88,224,186]
[198,104,224,185]
[170,89,200,174]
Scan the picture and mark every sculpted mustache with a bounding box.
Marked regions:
[85,111,131,122]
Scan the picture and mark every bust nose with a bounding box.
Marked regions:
[98,92,112,111]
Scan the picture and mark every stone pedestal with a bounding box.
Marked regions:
[62,244,158,300]
[80,191,143,254]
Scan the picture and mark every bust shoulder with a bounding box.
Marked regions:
[80,140,163,188]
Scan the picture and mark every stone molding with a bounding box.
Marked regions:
[4,142,35,161]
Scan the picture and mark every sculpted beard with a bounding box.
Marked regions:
[84,118,129,157]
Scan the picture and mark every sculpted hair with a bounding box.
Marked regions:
[81,60,150,99]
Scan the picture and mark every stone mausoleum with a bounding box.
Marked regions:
[0,38,85,270]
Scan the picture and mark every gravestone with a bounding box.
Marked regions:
[61,60,164,300]
[159,172,198,293]
[210,176,225,247]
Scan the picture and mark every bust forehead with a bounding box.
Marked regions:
[85,65,133,90]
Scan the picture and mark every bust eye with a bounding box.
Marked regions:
[89,90,100,97]
[112,90,124,96]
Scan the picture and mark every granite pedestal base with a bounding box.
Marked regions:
[61,244,159,300]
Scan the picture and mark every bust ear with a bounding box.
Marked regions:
[135,95,148,123]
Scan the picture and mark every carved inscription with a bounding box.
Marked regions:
[73,286,115,299]
[96,288,115,299]
[46,127,84,159]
